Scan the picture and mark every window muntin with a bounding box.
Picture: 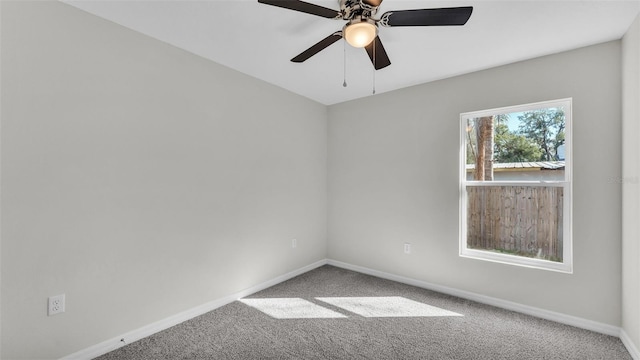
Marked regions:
[459,99,572,273]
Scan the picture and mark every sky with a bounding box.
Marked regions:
[506,112,523,132]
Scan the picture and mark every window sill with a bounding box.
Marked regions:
[460,248,573,273]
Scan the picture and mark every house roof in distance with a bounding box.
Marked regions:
[466,161,565,172]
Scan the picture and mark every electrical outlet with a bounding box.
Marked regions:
[292,239,297,249]
[404,243,411,254]
[48,294,65,316]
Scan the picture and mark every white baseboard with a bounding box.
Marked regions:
[621,329,640,360]
[326,259,621,337]
[61,259,328,360]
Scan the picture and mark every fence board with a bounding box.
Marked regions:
[466,186,563,262]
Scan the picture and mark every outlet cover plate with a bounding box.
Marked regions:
[48,294,65,316]
[404,243,411,254]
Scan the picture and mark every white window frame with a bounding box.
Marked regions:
[459,98,573,273]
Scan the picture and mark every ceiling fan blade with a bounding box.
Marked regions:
[291,32,343,63]
[258,0,341,19]
[364,36,391,70]
[380,6,473,27]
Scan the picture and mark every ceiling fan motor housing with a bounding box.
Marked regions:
[340,0,380,20]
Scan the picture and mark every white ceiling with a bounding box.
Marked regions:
[63,0,640,105]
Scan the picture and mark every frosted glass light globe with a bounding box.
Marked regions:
[344,21,378,48]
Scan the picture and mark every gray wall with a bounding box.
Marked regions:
[328,41,622,326]
[622,13,640,355]
[0,2,327,358]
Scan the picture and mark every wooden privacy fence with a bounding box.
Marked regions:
[466,186,564,262]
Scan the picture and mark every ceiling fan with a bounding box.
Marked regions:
[257,0,473,70]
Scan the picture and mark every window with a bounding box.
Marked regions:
[459,99,572,273]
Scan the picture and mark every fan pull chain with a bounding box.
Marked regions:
[373,68,376,95]
[343,40,347,87]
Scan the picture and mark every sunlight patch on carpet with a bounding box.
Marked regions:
[239,298,348,319]
[316,296,463,318]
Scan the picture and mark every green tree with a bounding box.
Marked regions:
[517,109,565,161]
[466,120,477,164]
[494,123,542,162]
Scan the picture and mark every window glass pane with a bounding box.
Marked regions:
[466,185,563,262]
[465,107,566,182]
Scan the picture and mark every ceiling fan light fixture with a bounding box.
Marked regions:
[344,19,378,48]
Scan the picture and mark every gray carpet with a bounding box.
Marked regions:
[96,265,631,359]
